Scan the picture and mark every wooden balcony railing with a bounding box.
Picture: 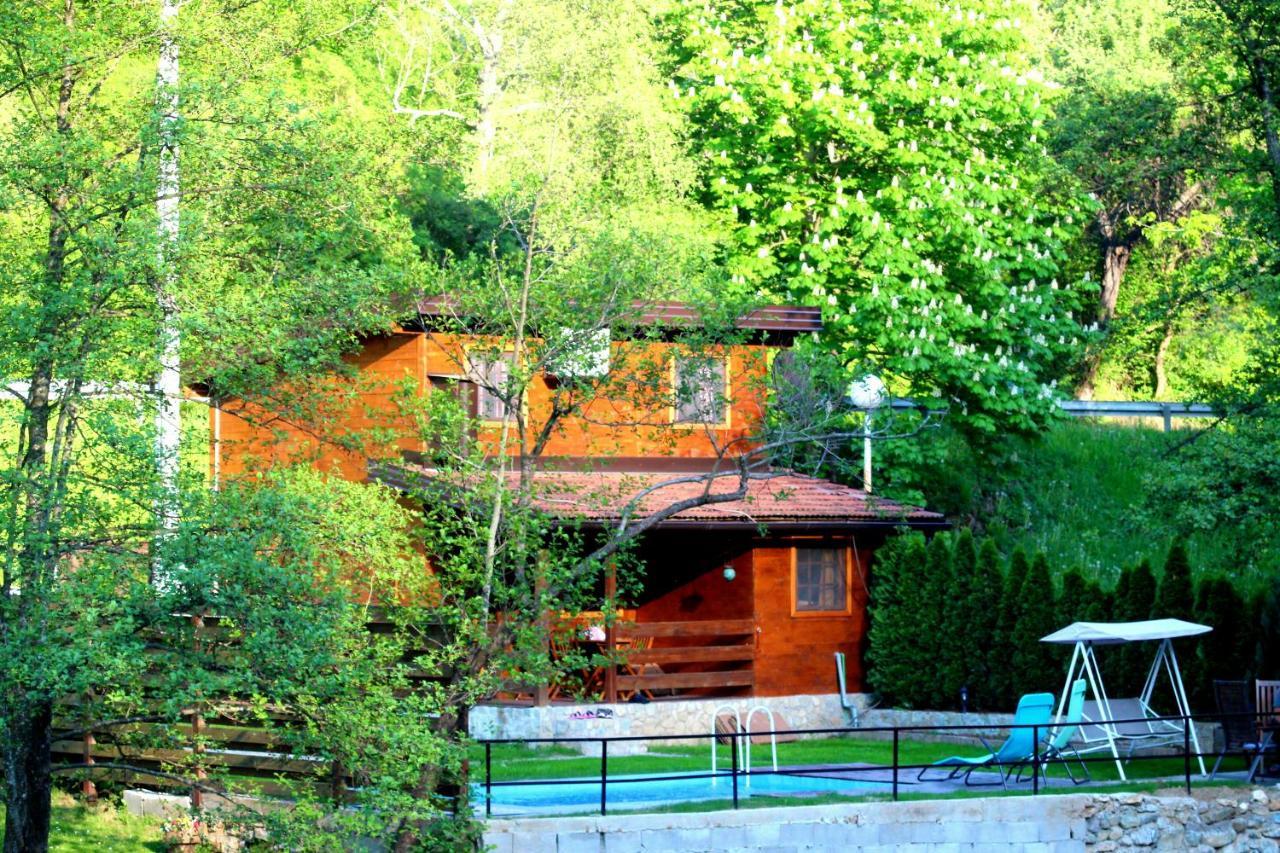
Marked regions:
[603,618,756,703]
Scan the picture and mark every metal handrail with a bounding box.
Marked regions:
[479,710,1276,818]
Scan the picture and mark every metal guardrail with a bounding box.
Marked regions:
[887,399,1220,431]
[477,711,1275,818]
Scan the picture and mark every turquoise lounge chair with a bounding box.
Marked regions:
[919,692,1055,788]
[1038,678,1090,784]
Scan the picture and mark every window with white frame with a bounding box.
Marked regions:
[470,353,515,421]
[674,355,727,424]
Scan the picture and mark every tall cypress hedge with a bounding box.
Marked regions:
[994,549,1030,706]
[922,533,956,708]
[969,539,1005,709]
[862,533,1277,712]
[1156,540,1198,708]
[866,532,927,707]
[1010,553,1062,695]
[938,530,978,706]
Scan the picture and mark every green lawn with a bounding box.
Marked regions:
[472,735,1248,787]
[0,792,163,852]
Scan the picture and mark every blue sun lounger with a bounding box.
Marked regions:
[918,692,1056,788]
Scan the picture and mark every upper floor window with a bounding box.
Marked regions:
[674,355,727,424]
[470,353,515,422]
[794,547,848,613]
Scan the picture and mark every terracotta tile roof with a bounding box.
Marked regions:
[375,461,943,528]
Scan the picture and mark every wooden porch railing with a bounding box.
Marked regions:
[602,618,756,704]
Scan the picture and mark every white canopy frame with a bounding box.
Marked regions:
[1042,620,1211,781]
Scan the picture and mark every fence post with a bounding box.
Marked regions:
[600,739,608,816]
[191,613,206,811]
[82,730,97,803]
[731,729,739,809]
[1184,713,1192,794]
[1032,724,1039,796]
[485,742,493,819]
[892,728,899,802]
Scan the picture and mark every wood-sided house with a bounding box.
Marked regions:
[209,300,943,704]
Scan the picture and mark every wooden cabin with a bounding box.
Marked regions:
[209,300,944,703]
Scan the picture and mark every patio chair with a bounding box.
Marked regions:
[918,692,1055,788]
[1037,678,1091,785]
[1212,680,1275,781]
[1257,679,1280,779]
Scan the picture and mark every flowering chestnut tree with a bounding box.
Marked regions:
[668,0,1091,434]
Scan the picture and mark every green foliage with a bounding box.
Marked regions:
[966,538,1005,710]
[1193,577,1248,702]
[993,549,1030,706]
[921,535,956,708]
[866,532,928,708]
[1156,540,1195,620]
[667,0,1088,438]
[1009,554,1062,694]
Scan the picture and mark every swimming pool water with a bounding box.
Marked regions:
[475,770,888,812]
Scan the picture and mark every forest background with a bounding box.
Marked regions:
[2,0,1279,848]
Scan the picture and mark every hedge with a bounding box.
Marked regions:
[866,532,1280,711]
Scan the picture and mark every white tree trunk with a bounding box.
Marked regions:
[153,0,181,584]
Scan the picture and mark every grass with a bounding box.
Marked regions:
[0,791,164,852]
[472,735,1250,786]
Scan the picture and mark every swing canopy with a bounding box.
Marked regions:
[1038,617,1213,781]
[1041,618,1211,646]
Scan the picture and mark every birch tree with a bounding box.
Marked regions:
[0,2,411,848]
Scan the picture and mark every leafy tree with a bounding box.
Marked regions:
[666,0,1088,438]
[0,1,417,848]
[1044,0,1224,397]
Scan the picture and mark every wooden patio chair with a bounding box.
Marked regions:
[1256,679,1280,778]
[1211,680,1273,780]
[616,634,659,701]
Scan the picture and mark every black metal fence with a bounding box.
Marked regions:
[476,711,1277,818]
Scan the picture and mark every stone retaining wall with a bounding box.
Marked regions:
[481,787,1280,853]
[1083,788,1280,851]
[469,694,857,755]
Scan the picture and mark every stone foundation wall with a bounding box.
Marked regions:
[1083,788,1280,851]
[469,694,856,755]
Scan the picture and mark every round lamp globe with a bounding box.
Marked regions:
[848,374,887,410]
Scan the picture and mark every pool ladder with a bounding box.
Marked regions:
[709,704,779,780]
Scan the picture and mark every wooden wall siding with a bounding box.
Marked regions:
[214,332,775,483]
[751,540,871,697]
[216,334,425,482]
[421,333,770,459]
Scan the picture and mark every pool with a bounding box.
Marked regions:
[474,771,890,814]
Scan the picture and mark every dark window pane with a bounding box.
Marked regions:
[795,547,846,612]
[471,354,514,421]
[675,356,726,424]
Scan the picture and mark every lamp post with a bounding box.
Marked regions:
[848,374,887,493]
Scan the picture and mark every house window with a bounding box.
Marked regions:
[674,356,727,424]
[470,353,514,421]
[794,547,848,613]
[426,376,475,460]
